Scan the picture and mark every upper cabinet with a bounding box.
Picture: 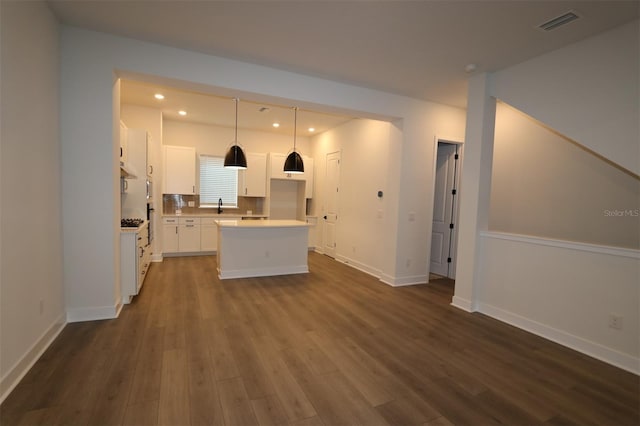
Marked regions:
[304,156,314,199]
[164,145,196,195]
[146,135,154,177]
[268,152,314,198]
[238,152,267,197]
[119,121,128,164]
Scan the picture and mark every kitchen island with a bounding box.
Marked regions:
[215,219,309,279]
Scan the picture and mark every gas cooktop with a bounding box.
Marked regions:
[121,218,144,228]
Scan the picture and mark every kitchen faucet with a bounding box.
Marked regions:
[218,198,223,214]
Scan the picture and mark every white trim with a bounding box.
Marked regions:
[451,296,476,312]
[217,265,309,280]
[478,302,640,375]
[379,274,428,287]
[480,231,640,259]
[151,254,163,262]
[335,255,381,279]
[0,314,67,404]
[66,304,121,323]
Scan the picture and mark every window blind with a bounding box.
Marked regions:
[199,155,238,207]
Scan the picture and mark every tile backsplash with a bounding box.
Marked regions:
[162,194,263,216]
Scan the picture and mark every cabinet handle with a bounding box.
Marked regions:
[175,226,178,234]
[124,180,128,191]
[193,185,195,193]
[149,165,153,174]
[120,147,123,157]
[245,188,247,195]
[186,225,194,228]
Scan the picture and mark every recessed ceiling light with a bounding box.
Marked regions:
[154,93,165,100]
[178,110,187,116]
[464,64,477,73]
[308,127,315,132]
[273,123,280,128]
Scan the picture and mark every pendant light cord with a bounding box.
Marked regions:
[293,107,298,152]
[234,98,239,145]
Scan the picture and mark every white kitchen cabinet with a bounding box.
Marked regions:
[178,217,201,252]
[122,129,150,218]
[120,222,151,304]
[162,217,179,253]
[304,157,314,198]
[269,152,314,198]
[164,145,196,194]
[200,217,218,251]
[146,135,155,177]
[119,121,128,164]
[238,152,267,197]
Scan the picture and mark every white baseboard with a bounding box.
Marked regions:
[335,255,381,279]
[451,296,476,312]
[217,265,309,280]
[478,302,640,375]
[379,274,428,287]
[66,304,121,323]
[151,253,163,262]
[0,314,66,404]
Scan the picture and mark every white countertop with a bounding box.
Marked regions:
[162,213,267,218]
[215,219,309,228]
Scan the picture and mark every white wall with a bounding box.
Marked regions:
[455,21,640,372]
[163,119,311,156]
[477,233,639,373]
[492,20,639,176]
[490,102,639,249]
[59,25,466,318]
[311,119,392,277]
[0,1,66,401]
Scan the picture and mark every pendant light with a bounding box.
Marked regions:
[224,97,247,169]
[283,107,304,174]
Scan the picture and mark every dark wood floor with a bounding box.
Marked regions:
[2,253,638,426]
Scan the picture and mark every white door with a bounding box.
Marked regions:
[323,151,340,258]
[430,143,459,277]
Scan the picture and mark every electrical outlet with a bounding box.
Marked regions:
[608,314,623,330]
[188,201,195,207]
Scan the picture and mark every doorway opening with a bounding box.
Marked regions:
[430,140,463,281]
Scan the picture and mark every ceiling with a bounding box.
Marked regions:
[120,79,353,136]
[49,1,638,131]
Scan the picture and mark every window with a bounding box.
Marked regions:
[199,155,238,207]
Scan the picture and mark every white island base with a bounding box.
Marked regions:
[215,219,309,279]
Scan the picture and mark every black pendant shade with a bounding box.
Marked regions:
[224,145,247,169]
[284,106,304,174]
[284,151,304,173]
[224,97,247,169]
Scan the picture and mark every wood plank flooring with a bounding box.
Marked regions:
[1,253,638,425]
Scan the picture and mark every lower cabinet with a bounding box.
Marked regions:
[200,217,218,251]
[162,217,179,252]
[121,222,151,304]
[178,217,200,252]
[163,216,241,255]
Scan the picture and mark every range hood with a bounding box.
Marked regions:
[120,161,138,178]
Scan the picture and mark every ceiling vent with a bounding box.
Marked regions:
[537,10,581,32]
